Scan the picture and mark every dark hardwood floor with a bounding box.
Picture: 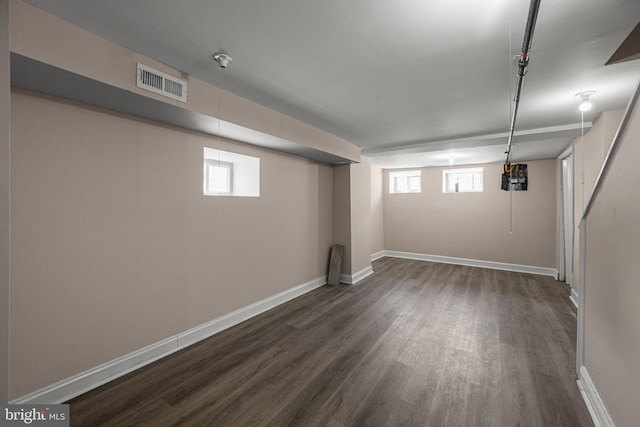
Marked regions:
[68,257,593,426]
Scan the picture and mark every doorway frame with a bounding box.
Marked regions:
[558,145,575,304]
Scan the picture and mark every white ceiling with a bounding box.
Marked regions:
[23,0,640,168]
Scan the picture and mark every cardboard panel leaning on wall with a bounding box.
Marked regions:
[9,90,334,400]
[383,159,557,268]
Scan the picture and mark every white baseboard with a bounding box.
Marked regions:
[577,366,615,427]
[340,265,374,285]
[383,250,558,278]
[178,275,326,347]
[371,251,385,262]
[570,288,579,309]
[11,275,328,405]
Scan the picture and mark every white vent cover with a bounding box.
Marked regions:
[136,63,187,102]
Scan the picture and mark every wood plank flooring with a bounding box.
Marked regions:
[67,258,594,426]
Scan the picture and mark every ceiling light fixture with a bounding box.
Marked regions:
[213,52,233,69]
[576,91,595,112]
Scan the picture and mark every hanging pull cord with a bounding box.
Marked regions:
[504,0,542,170]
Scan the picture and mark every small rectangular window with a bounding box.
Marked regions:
[389,170,421,193]
[443,167,483,193]
[203,148,260,197]
[204,160,233,195]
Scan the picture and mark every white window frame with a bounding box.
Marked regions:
[203,148,260,197]
[204,159,233,195]
[442,167,483,193]
[389,170,422,194]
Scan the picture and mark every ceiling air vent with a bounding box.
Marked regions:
[136,63,187,102]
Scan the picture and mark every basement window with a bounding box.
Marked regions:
[443,167,483,193]
[203,148,260,197]
[389,170,421,194]
[204,160,233,195]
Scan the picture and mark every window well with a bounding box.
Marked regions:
[203,148,260,197]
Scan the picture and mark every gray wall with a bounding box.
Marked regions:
[332,164,352,274]
[10,90,334,398]
[583,92,640,427]
[567,110,624,298]
[0,0,10,404]
[383,160,557,268]
[370,163,384,256]
[350,158,372,275]
[8,1,362,399]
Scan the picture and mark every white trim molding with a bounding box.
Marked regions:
[577,366,615,427]
[10,275,328,405]
[577,219,587,372]
[340,265,374,285]
[382,251,558,278]
[570,288,579,309]
[178,275,326,347]
[371,251,385,262]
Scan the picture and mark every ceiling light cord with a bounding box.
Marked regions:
[576,91,592,195]
[213,52,232,214]
[509,187,514,234]
[217,64,222,215]
[581,108,585,195]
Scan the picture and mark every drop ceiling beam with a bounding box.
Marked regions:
[10,53,355,165]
